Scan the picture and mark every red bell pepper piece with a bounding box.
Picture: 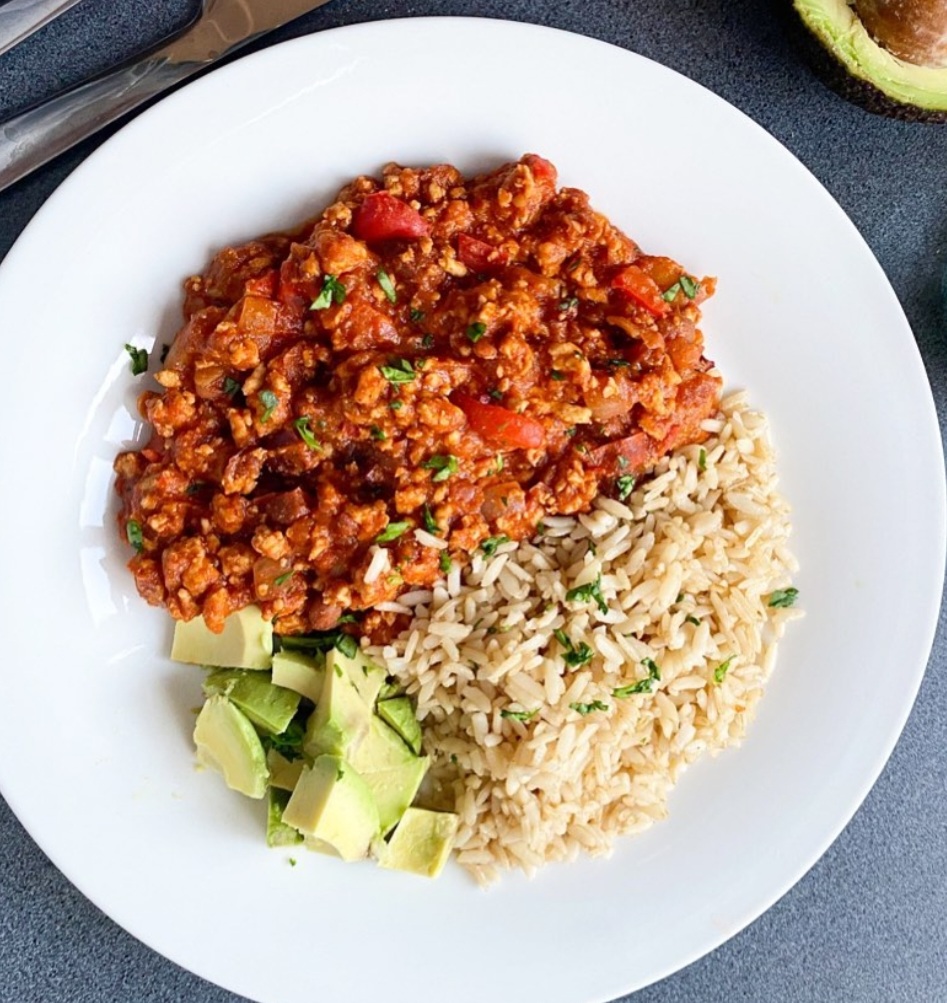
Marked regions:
[612,265,669,318]
[454,393,546,450]
[351,192,430,242]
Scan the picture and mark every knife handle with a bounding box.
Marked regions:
[0,55,198,194]
[0,0,84,58]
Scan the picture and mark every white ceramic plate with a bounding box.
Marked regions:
[0,17,942,1003]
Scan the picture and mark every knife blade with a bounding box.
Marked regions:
[0,0,335,194]
[0,0,84,58]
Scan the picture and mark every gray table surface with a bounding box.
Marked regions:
[1,2,945,1001]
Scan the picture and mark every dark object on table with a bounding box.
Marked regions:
[790,0,947,120]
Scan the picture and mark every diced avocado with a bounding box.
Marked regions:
[203,669,300,735]
[352,715,417,773]
[378,807,459,878]
[171,605,273,669]
[376,696,423,755]
[361,756,430,835]
[302,656,372,760]
[266,748,305,792]
[377,678,405,701]
[271,650,325,704]
[326,646,387,708]
[193,695,268,799]
[282,756,379,861]
[267,787,303,847]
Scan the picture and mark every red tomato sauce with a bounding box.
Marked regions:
[114,155,720,639]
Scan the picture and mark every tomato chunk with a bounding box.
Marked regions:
[522,153,557,186]
[587,432,653,472]
[244,270,278,298]
[351,192,430,243]
[457,234,509,273]
[454,393,546,450]
[612,265,669,318]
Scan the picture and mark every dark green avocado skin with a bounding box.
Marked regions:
[785,1,947,122]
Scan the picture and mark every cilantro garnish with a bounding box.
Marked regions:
[310,274,346,310]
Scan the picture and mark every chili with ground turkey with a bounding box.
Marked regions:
[113,155,720,640]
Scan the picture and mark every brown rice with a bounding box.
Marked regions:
[366,392,801,884]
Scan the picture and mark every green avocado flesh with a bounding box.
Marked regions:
[794,0,947,115]
[185,608,459,875]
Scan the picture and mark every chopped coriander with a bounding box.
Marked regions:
[565,572,608,615]
[422,505,440,534]
[288,858,297,867]
[422,454,459,482]
[335,633,358,659]
[535,520,547,535]
[449,753,459,765]
[421,333,435,349]
[698,448,707,472]
[570,700,609,715]
[767,587,799,608]
[379,358,416,383]
[410,307,425,323]
[553,628,593,668]
[641,657,661,681]
[376,521,410,544]
[616,474,636,500]
[185,482,209,495]
[480,535,510,556]
[263,720,305,760]
[714,657,734,684]
[124,343,148,375]
[294,416,321,450]
[493,454,505,474]
[550,370,565,381]
[488,388,503,401]
[390,399,403,411]
[558,297,579,312]
[613,679,654,698]
[310,273,346,310]
[259,390,278,422]
[336,612,359,625]
[439,551,452,573]
[685,614,702,627]
[617,455,630,469]
[676,592,685,603]
[370,425,386,441]
[223,376,242,398]
[607,358,630,368]
[466,321,487,343]
[500,707,539,722]
[565,427,577,437]
[126,519,144,552]
[662,275,699,302]
[376,267,397,303]
[273,570,293,587]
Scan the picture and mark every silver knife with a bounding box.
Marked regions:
[0,0,334,194]
[0,0,84,58]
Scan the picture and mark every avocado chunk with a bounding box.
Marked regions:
[793,0,947,119]
[203,669,300,735]
[193,695,268,799]
[361,757,430,836]
[267,787,303,847]
[378,807,459,878]
[376,696,423,755]
[351,716,417,773]
[327,646,387,708]
[266,748,305,792]
[282,756,380,861]
[271,650,325,704]
[303,652,373,760]
[171,605,273,669]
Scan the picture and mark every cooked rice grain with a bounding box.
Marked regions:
[366,395,801,884]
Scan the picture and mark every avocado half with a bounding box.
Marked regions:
[793,0,947,120]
